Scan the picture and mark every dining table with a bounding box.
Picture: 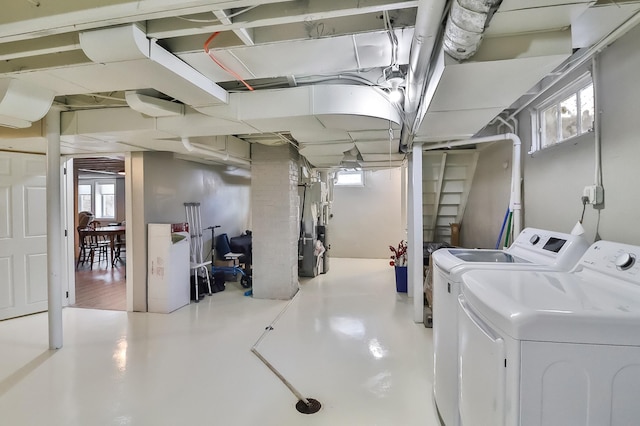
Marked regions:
[89,225,126,267]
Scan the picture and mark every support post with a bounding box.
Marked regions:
[410,144,424,323]
[46,108,63,350]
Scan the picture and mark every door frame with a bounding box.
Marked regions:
[63,154,130,310]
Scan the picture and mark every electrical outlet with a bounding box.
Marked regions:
[583,185,604,205]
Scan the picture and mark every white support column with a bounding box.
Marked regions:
[410,144,424,323]
[46,108,63,350]
[407,154,414,298]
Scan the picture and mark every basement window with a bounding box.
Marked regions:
[531,73,594,152]
[334,170,365,187]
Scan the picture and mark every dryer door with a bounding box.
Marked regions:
[458,296,506,426]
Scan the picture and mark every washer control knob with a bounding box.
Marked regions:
[530,235,540,245]
[615,253,635,270]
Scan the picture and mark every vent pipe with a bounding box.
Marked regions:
[443,0,503,61]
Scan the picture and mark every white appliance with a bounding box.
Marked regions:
[147,223,191,313]
[431,228,589,426]
[458,240,640,425]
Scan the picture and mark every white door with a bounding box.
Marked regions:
[0,152,48,320]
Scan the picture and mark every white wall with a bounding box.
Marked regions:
[461,142,513,248]
[143,153,251,247]
[130,152,251,311]
[331,168,404,259]
[462,23,640,247]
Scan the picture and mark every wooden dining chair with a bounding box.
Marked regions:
[76,226,109,269]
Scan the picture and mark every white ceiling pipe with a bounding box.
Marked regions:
[181,137,251,168]
[423,133,522,238]
[400,0,448,149]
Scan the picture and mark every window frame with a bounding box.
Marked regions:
[77,177,118,220]
[530,72,594,153]
[95,180,116,219]
[334,170,365,187]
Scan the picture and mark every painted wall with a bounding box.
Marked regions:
[462,23,640,247]
[521,23,640,245]
[130,152,251,311]
[461,142,513,249]
[331,168,404,259]
[143,153,251,245]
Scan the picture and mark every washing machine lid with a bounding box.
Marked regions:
[431,228,589,276]
[432,248,531,275]
[461,269,640,346]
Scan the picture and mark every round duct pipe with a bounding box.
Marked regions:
[443,0,503,61]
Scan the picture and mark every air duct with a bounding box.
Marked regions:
[125,91,184,117]
[181,136,250,167]
[443,0,503,61]
[0,78,55,129]
[80,24,228,108]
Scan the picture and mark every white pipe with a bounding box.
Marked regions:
[592,56,602,187]
[181,137,250,167]
[507,9,640,122]
[423,133,522,238]
[410,144,424,323]
[46,108,63,350]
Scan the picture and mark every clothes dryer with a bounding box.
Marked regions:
[431,228,589,426]
[457,240,640,425]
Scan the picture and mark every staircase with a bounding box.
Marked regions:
[422,150,479,245]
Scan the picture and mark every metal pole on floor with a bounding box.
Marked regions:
[46,108,63,350]
[250,291,321,414]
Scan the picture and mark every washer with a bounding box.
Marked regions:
[431,228,589,426]
[458,241,640,425]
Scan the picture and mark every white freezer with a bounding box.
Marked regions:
[147,224,191,313]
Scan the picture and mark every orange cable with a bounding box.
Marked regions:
[204,32,254,91]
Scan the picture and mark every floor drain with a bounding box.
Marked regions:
[296,398,322,414]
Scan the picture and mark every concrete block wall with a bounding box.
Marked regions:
[251,144,300,299]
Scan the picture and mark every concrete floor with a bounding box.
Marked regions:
[0,258,438,425]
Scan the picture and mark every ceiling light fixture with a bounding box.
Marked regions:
[389,88,403,103]
[383,65,405,104]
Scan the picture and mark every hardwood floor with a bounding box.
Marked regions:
[73,259,126,311]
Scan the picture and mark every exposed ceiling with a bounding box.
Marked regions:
[74,156,125,176]
[1,0,639,169]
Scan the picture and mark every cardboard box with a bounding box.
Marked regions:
[214,259,237,267]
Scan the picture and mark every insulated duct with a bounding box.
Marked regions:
[443,0,503,61]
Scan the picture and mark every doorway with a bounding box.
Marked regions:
[70,156,127,311]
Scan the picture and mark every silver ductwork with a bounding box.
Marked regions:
[443,0,503,61]
[399,0,448,151]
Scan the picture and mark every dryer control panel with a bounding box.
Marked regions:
[578,240,640,282]
[508,228,590,270]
